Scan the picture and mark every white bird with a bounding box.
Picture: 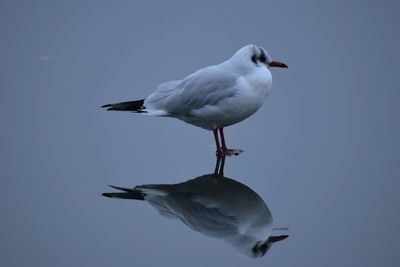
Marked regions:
[102,45,287,156]
[102,164,288,258]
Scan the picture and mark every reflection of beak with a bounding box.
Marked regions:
[268,235,289,243]
[268,61,288,68]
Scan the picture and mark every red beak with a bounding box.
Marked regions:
[268,61,288,68]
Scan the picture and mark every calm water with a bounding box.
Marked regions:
[102,156,289,259]
[1,1,399,266]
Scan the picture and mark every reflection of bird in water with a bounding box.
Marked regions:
[102,45,287,156]
[102,156,288,258]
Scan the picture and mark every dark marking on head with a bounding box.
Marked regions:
[252,241,269,257]
[259,49,267,63]
[251,54,258,64]
[250,48,268,66]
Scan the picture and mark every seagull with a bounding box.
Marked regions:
[102,44,287,156]
[102,156,289,258]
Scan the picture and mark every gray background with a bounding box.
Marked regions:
[1,0,399,266]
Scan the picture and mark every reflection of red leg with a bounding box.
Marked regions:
[213,155,226,177]
[218,128,244,156]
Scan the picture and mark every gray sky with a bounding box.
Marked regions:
[1,0,399,266]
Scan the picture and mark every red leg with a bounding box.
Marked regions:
[219,128,226,150]
[213,129,221,154]
[218,128,244,156]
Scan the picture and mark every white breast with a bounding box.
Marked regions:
[187,67,272,129]
[237,66,273,110]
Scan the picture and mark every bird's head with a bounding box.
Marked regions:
[229,44,288,71]
[251,235,289,258]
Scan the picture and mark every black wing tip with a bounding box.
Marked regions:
[101,104,118,111]
[108,184,137,192]
[108,184,122,190]
[101,99,146,111]
[102,185,146,200]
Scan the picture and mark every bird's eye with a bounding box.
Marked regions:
[251,54,258,64]
[259,51,267,63]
